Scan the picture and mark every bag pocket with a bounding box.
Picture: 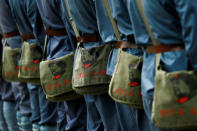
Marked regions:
[40,53,81,101]
[109,49,143,109]
[152,68,197,129]
[72,44,112,95]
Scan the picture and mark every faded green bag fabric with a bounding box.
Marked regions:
[2,44,21,82]
[73,44,112,95]
[109,49,143,109]
[46,91,81,102]
[18,41,41,84]
[152,54,197,129]
[40,53,81,102]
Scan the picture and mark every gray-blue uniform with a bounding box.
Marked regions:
[0,32,18,131]
[105,0,150,131]
[8,0,58,130]
[0,0,32,130]
[0,33,7,131]
[127,0,197,131]
[0,33,7,130]
[35,0,87,130]
[68,0,120,130]
[141,0,197,131]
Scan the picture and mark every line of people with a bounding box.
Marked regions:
[0,0,197,131]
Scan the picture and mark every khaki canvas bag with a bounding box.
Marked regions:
[18,41,41,84]
[40,36,81,102]
[2,43,21,82]
[153,55,197,129]
[137,0,197,128]
[103,0,143,108]
[72,44,112,94]
[64,0,111,95]
[109,49,143,108]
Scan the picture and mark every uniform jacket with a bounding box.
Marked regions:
[36,0,77,60]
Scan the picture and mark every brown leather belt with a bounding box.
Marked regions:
[115,41,139,49]
[3,31,20,38]
[45,29,67,36]
[21,35,35,40]
[146,44,185,53]
[76,35,139,49]
[77,34,101,43]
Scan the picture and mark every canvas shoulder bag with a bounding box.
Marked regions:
[40,36,81,102]
[103,0,144,108]
[153,55,197,129]
[64,0,111,95]
[2,41,21,82]
[73,43,112,94]
[18,40,41,84]
[137,0,197,128]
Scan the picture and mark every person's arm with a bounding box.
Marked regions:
[175,0,197,70]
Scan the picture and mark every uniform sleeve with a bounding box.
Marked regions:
[142,0,182,45]
[67,0,98,35]
[0,0,18,34]
[175,0,197,70]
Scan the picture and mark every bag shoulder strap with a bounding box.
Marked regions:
[136,0,161,68]
[42,35,48,61]
[102,0,121,41]
[64,0,80,38]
